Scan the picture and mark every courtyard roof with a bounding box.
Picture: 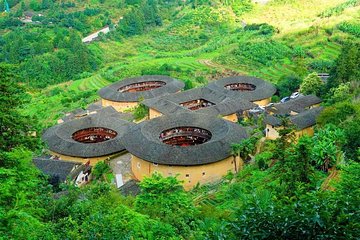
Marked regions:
[122,112,249,166]
[98,75,185,102]
[207,76,276,102]
[143,87,256,117]
[42,107,133,158]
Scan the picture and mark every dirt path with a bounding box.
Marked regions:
[198,59,244,80]
[321,168,339,191]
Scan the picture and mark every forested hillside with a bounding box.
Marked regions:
[1,0,359,239]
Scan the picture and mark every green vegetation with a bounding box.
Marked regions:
[1,0,360,239]
[300,72,324,96]
[319,0,360,18]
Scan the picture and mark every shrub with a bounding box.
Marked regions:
[308,60,334,72]
[276,75,302,98]
[338,22,360,37]
[255,151,273,170]
[319,0,359,18]
[92,161,111,180]
[235,40,292,66]
[244,23,276,35]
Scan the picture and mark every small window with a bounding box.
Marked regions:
[153,163,158,167]
[202,172,206,176]
[168,173,172,176]
[185,174,190,178]
[267,128,270,132]
[137,162,141,169]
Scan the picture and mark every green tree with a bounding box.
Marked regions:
[231,134,259,162]
[0,64,39,152]
[118,9,145,36]
[92,161,111,180]
[317,102,356,126]
[342,117,360,161]
[328,42,360,89]
[276,74,302,98]
[312,124,346,172]
[133,102,149,120]
[330,82,351,102]
[0,148,54,239]
[279,136,314,194]
[135,173,198,236]
[300,72,324,96]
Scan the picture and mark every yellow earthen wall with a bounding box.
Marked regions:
[149,108,163,119]
[265,125,315,140]
[265,124,282,140]
[222,113,238,123]
[101,99,138,112]
[253,97,271,106]
[50,151,119,166]
[294,127,314,138]
[131,155,242,190]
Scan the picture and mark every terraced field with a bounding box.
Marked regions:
[22,0,359,127]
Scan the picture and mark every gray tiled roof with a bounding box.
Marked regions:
[33,158,82,183]
[143,87,256,117]
[207,76,276,102]
[122,113,249,166]
[43,108,134,158]
[119,180,141,196]
[290,107,324,130]
[267,95,322,115]
[264,107,323,130]
[98,75,185,102]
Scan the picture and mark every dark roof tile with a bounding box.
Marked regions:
[122,113,249,166]
[33,158,82,182]
[207,76,276,102]
[264,107,323,130]
[98,75,185,102]
[267,95,322,115]
[143,87,256,117]
[43,107,134,158]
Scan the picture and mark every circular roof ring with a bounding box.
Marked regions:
[98,75,185,102]
[207,76,276,102]
[42,111,134,158]
[122,112,249,166]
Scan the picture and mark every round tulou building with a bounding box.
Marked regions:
[42,108,133,166]
[207,76,276,106]
[98,75,185,112]
[122,112,249,190]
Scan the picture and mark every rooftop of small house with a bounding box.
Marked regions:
[264,106,324,130]
[266,95,322,115]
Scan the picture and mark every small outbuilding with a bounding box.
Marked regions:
[33,158,91,187]
[122,113,249,190]
[264,107,324,140]
[98,75,185,112]
[143,87,256,122]
[266,95,322,116]
[42,107,133,165]
[207,76,276,106]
